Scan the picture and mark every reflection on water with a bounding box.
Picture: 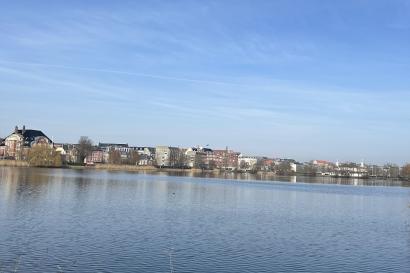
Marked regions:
[0,166,409,273]
[137,169,410,187]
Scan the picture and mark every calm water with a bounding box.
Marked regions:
[0,167,409,273]
[148,170,410,188]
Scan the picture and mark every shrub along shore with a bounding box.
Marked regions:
[92,163,220,173]
[0,160,219,173]
[1,160,410,182]
[0,160,29,167]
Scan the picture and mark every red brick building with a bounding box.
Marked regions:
[212,149,240,170]
[85,150,104,164]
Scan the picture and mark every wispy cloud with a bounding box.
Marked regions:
[1,1,410,163]
[0,60,260,87]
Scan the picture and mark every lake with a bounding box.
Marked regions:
[0,167,409,272]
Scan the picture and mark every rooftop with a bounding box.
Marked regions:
[98,143,128,148]
[7,127,52,145]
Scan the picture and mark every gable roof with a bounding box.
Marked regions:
[6,129,52,145]
[21,129,51,143]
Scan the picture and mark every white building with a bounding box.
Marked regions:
[132,147,155,166]
[155,146,180,167]
[238,154,258,171]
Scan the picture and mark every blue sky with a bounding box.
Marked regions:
[1,0,410,164]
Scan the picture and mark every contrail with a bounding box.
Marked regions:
[0,59,250,87]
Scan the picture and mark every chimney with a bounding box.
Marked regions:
[22,125,26,134]
[14,126,18,134]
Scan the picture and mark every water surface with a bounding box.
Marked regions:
[0,167,409,272]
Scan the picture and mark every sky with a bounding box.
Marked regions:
[0,0,410,164]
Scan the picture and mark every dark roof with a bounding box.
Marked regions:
[130,146,155,152]
[192,147,213,152]
[6,129,52,145]
[98,143,128,148]
[20,130,51,143]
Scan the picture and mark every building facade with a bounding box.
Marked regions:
[212,149,240,170]
[85,150,104,164]
[184,147,214,169]
[0,126,52,160]
[155,146,180,167]
[98,143,129,163]
[132,147,155,166]
[238,154,258,171]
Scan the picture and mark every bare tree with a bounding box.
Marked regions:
[223,146,228,170]
[209,160,217,170]
[401,164,410,179]
[77,136,93,164]
[128,150,140,165]
[275,161,293,176]
[255,158,264,172]
[384,163,400,178]
[194,153,205,169]
[303,163,318,176]
[108,149,122,165]
[239,160,247,170]
[176,150,187,168]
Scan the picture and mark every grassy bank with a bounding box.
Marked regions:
[0,161,219,174]
[0,160,29,167]
[89,164,221,173]
[155,167,220,173]
[92,164,157,171]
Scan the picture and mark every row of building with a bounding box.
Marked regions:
[82,145,242,170]
[302,160,401,178]
[0,126,244,170]
[0,126,403,178]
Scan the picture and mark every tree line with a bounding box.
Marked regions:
[23,135,410,179]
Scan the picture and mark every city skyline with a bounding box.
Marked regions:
[0,124,406,167]
[1,1,410,164]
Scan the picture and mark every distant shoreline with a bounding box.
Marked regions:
[0,160,220,173]
[0,159,29,167]
[90,163,220,174]
[1,160,409,183]
[0,160,410,183]
[1,161,409,188]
